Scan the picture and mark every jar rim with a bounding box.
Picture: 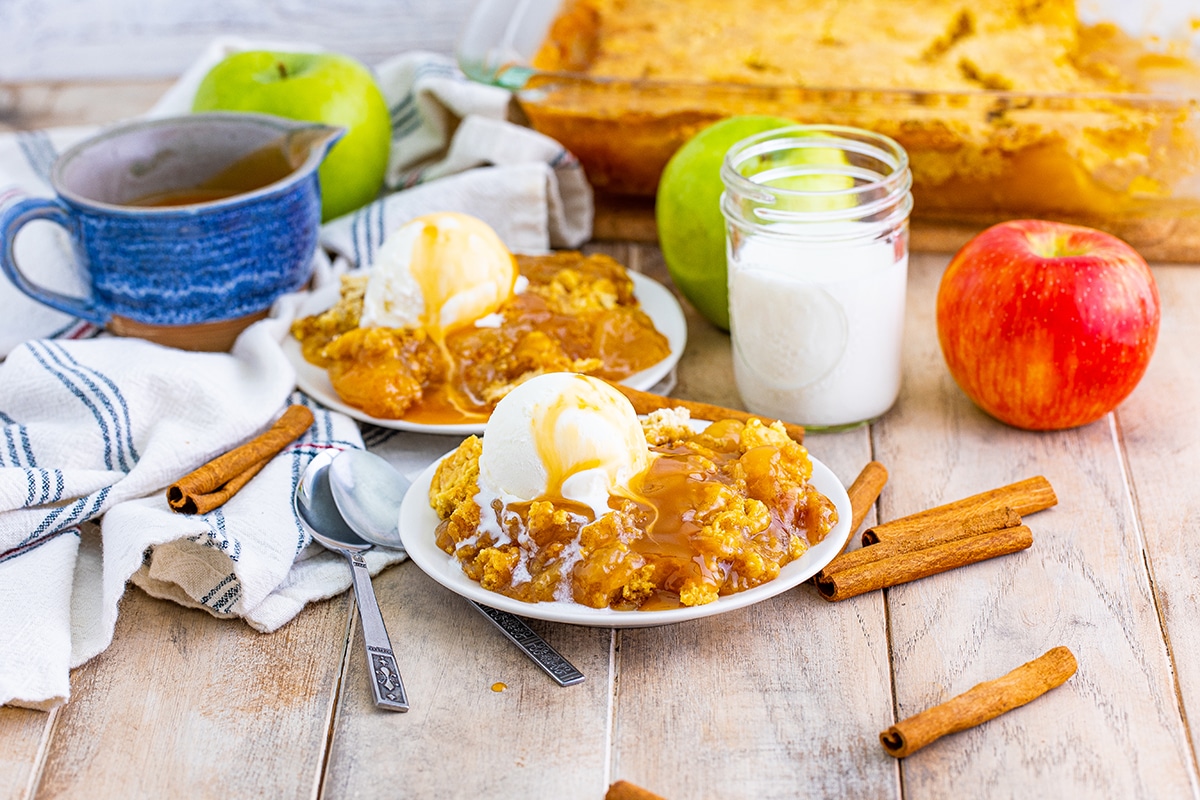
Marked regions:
[720,124,913,230]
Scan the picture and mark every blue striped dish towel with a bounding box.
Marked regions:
[0,37,596,710]
[0,37,594,355]
[0,323,408,710]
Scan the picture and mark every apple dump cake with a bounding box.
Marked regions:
[429,373,838,610]
[518,0,1200,258]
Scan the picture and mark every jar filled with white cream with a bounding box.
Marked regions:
[721,125,913,430]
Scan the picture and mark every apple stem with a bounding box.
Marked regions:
[276,61,288,79]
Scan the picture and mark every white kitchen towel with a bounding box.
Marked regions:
[0,322,408,710]
[0,38,593,356]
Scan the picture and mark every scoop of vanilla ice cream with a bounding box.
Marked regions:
[360,212,517,340]
[477,373,652,517]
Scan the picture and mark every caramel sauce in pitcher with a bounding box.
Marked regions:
[124,141,296,208]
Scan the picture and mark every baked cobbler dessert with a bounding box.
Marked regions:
[521,0,1200,259]
[291,213,670,423]
[429,373,838,610]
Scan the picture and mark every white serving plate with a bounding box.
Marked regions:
[398,449,851,628]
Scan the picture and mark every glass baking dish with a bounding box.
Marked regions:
[459,0,1200,261]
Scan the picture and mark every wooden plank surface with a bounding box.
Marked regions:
[323,565,615,799]
[31,588,353,799]
[0,81,169,132]
[0,708,52,800]
[873,253,1200,796]
[1119,264,1200,773]
[1,237,1198,800]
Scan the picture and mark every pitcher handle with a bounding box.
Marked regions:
[0,196,106,325]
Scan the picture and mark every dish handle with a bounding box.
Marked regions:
[456,0,564,88]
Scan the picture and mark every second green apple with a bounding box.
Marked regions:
[193,50,392,222]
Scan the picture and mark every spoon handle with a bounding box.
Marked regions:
[470,601,585,686]
[346,552,409,711]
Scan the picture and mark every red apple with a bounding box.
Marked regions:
[936,219,1160,430]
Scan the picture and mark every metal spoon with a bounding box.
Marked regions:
[294,450,409,712]
[328,449,585,687]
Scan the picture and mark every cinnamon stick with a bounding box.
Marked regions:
[606,781,667,800]
[880,646,1077,758]
[814,524,1033,602]
[859,505,1022,549]
[862,476,1055,546]
[167,405,314,515]
[818,507,1021,580]
[606,382,804,443]
[846,461,889,537]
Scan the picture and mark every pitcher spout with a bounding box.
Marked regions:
[284,124,346,173]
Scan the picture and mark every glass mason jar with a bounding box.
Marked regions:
[720,124,913,430]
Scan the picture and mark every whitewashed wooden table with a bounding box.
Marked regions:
[2,81,1200,800]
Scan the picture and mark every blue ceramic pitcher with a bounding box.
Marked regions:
[0,112,344,351]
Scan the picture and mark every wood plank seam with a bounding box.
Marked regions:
[882,586,907,793]
[25,705,61,800]
[603,628,619,793]
[870,420,907,792]
[316,600,359,799]
[1111,410,1200,787]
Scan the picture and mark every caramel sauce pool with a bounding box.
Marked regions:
[398,384,489,425]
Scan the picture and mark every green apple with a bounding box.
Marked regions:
[193,50,392,222]
[656,116,853,330]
